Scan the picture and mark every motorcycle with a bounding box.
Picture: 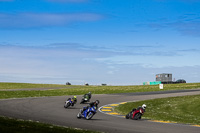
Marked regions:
[64,98,74,108]
[125,108,144,120]
[77,106,97,120]
[80,94,91,104]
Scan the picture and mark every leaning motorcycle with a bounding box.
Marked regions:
[77,106,97,120]
[125,108,144,120]
[64,98,74,108]
[80,95,90,104]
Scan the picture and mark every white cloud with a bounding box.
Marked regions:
[0,0,13,1]
[94,53,200,68]
[46,0,88,3]
[0,0,88,2]
[1,44,200,85]
[0,12,103,29]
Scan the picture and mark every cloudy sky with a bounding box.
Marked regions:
[0,0,200,85]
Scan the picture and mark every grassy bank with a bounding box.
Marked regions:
[0,82,200,99]
[1,82,200,90]
[0,82,74,90]
[0,116,99,133]
[115,95,200,125]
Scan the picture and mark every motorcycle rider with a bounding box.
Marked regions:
[131,104,146,113]
[89,100,99,109]
[83,92,92,102]
[125,104,146,119]
[67,96,77,106]
[80,100,99,114]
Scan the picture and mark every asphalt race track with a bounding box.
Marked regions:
[0,89,200,133]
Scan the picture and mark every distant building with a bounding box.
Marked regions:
[156,73,172,84]
[143,73,186,85]
[66,82,71,85]
[85,83,89,86]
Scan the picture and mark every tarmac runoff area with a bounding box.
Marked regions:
[1,89,200,133]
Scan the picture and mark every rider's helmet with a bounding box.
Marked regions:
[89,92,91,94]
[142,104,146,109]
[74,96,77,99]
[94,100,100,105]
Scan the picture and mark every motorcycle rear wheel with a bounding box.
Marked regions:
[80,99,85,104]
[86,112,94,120]
[133,113,141,120]
[77,113,81,119]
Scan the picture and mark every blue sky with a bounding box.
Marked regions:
[0,0,200,85]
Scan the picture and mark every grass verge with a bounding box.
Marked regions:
[0,82,200,99]
[115,94,200,125]
[0,116,99,133]
[0,82,76,90]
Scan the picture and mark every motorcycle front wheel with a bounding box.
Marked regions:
[125,113,131,119]
[65,102,71,108]
[77,113,82,119]
[80,99,85,104]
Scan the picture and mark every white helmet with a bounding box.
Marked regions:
[142,104,146,109]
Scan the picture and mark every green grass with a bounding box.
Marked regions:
[0,116,99,133]
[0,82,72,90]
[115,95,200,125]
[0,82,200,99]
[1,82,200,132]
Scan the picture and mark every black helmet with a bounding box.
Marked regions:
[95,100,99,105]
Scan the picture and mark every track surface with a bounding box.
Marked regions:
[0,89,200,133]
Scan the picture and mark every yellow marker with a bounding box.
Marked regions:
[120,102,127,104]
[110,104,119,106]
[107,112,119,115]
[150,120,176,124]
[101,109,112,111]
[193,125,200,127]
[102,107,112,109]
